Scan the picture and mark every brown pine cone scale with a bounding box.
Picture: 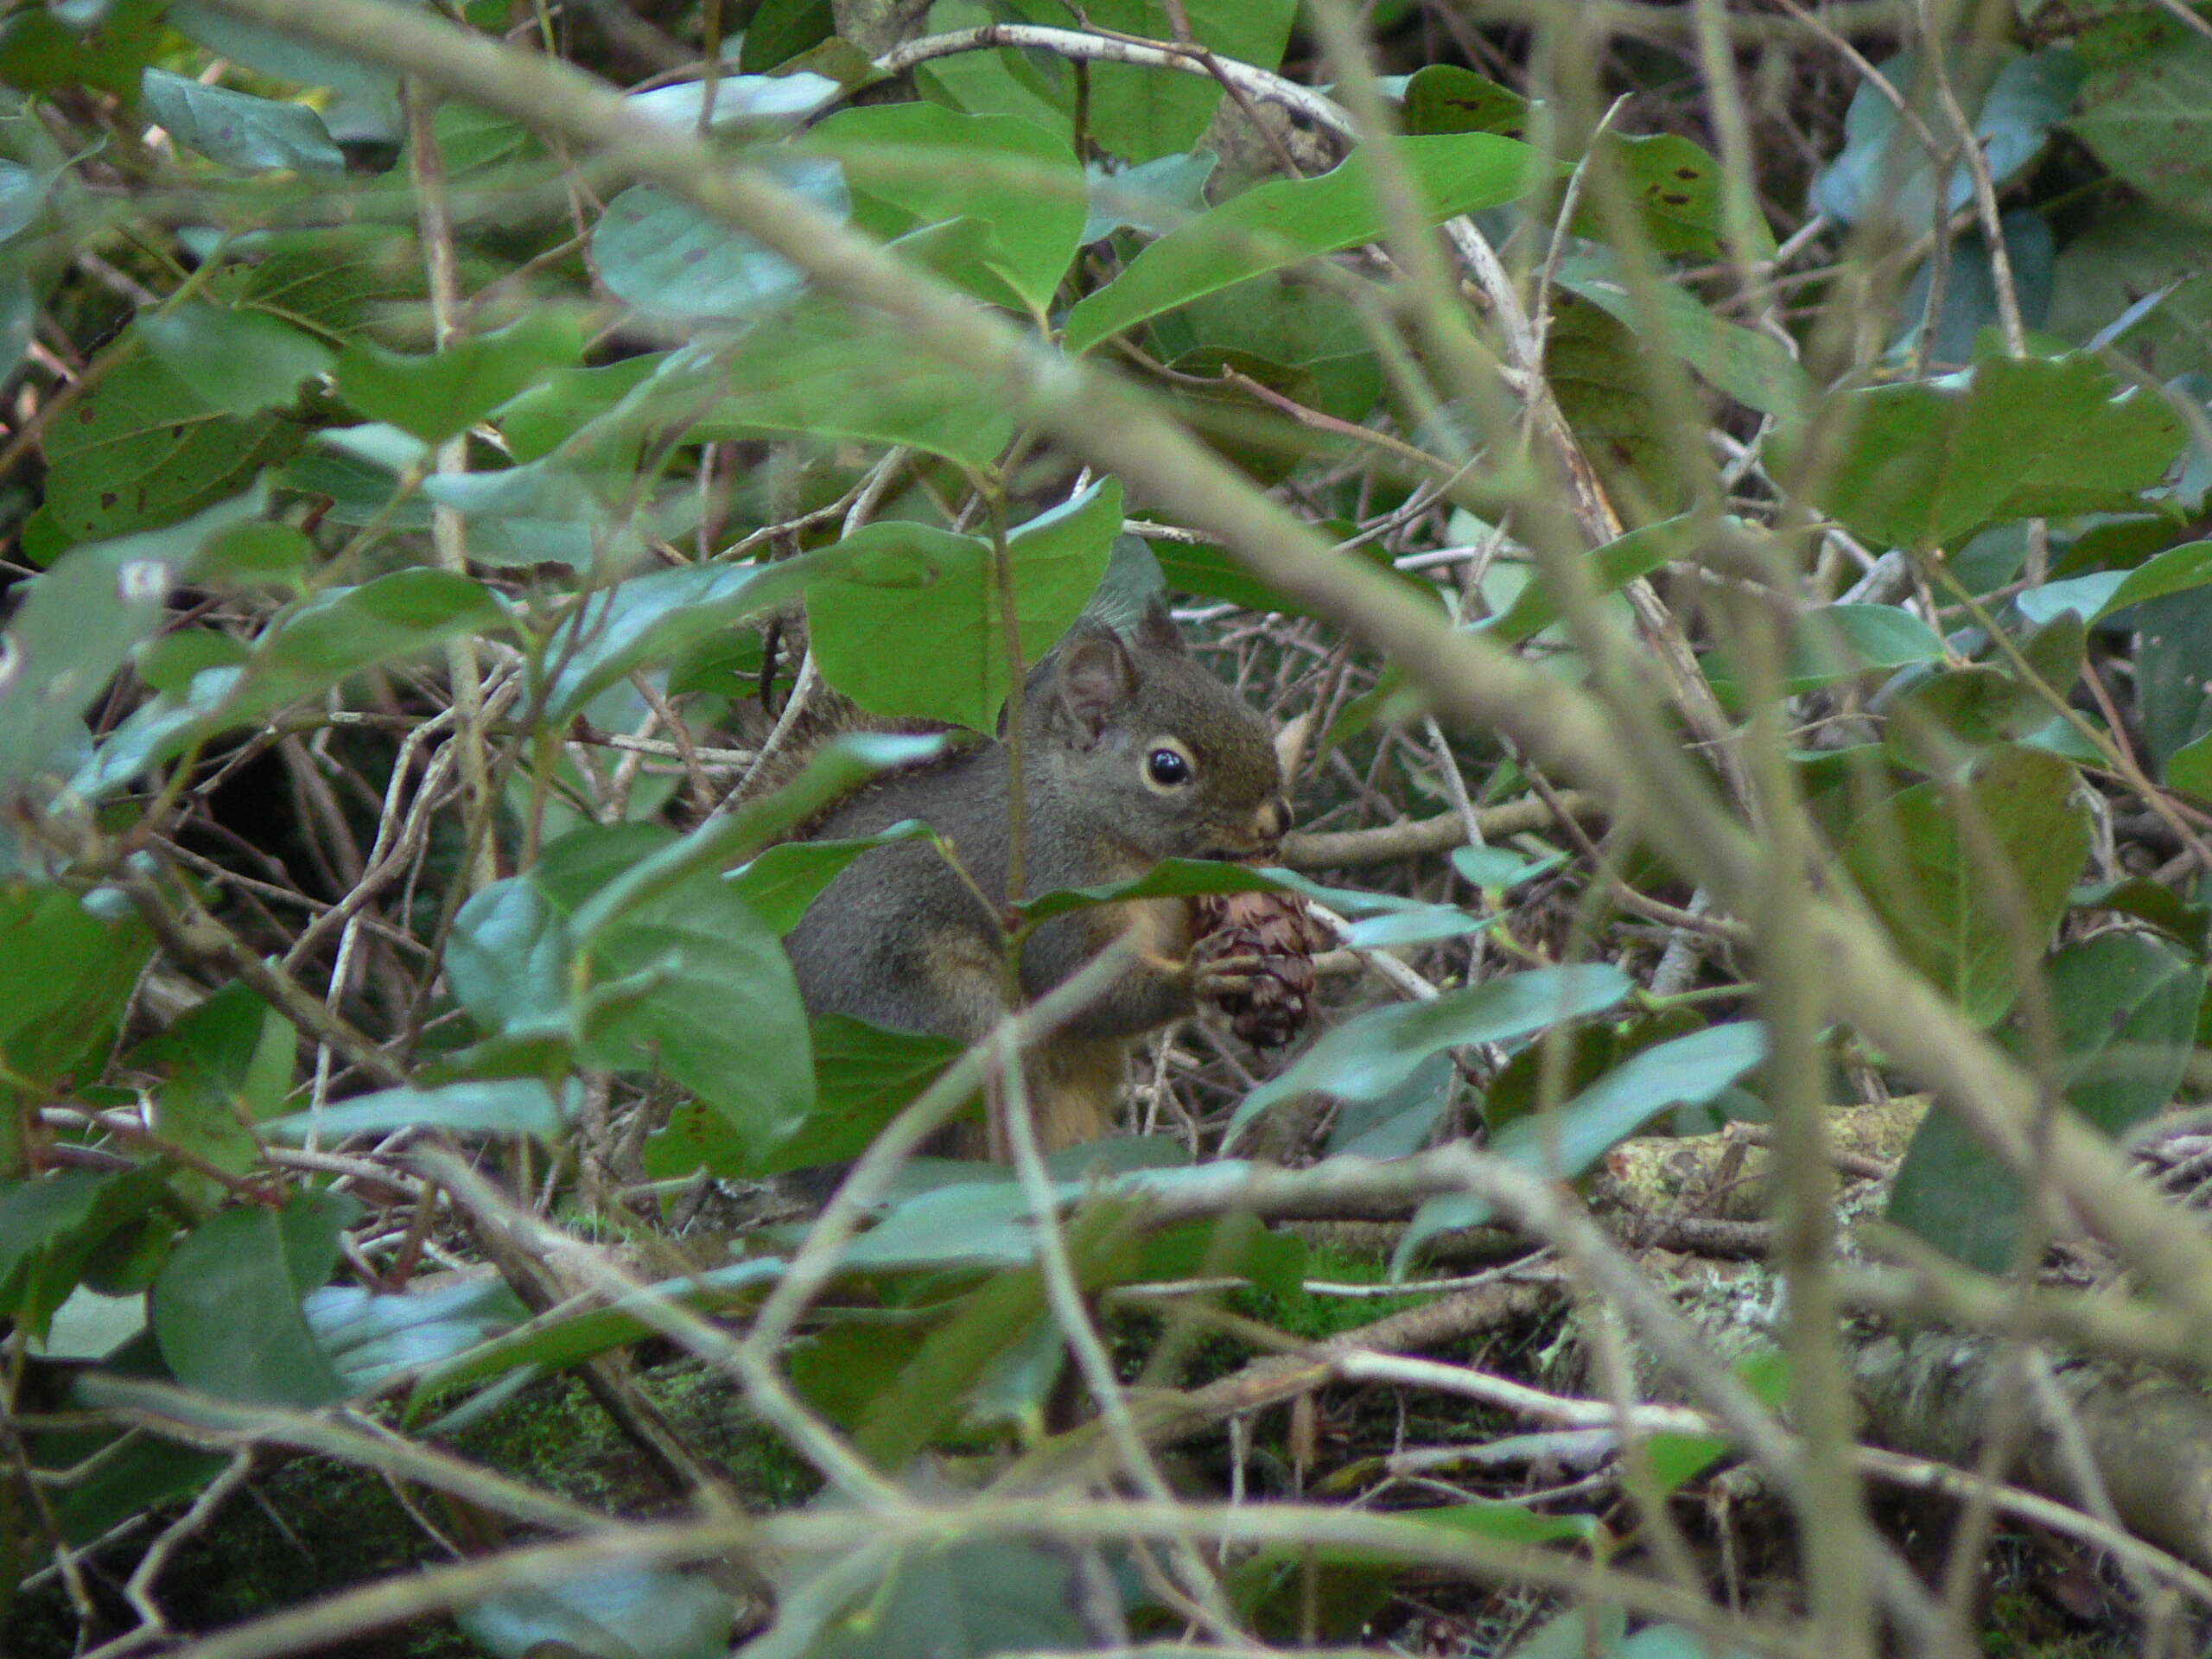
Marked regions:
[1193,889,1327,1048]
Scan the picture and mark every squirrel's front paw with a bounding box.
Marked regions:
[1189,938,1268,1000]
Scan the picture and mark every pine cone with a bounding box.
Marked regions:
[1193,889,1327,1048]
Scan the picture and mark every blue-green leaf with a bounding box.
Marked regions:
[1228,965,1633,1141]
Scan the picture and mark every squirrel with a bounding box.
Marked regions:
[781,597,1291,1155]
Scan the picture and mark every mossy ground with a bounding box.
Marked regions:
[9,1359,815,1658]
[10,1250,2161,1658]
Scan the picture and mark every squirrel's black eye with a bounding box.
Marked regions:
[1146,747,1192,787]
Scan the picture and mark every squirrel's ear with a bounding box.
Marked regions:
[1134,595,1187,658]
[1050,626,1140,747]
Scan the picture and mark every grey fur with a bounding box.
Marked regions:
[784,604,1287,1051]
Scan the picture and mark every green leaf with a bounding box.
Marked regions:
[2042,931,2205,1134]
[232,225,428,339]
[1063,134,1537,355]
[0,0,167,100]
[38,1287,152,1361]
[304,1275,531,1391]
[1891,931,2205,1270]
[692,295,1017,467]
[2071,33,2212,229]
[2097,538,2212,615]
[1814,48,2081,229]
[809,104,1084,313]
[1793,353,2187,550]
[1155,273,1385,434]
[1145,531,1420,620]
[838,1179,1052,1271]
[1340,906,1491,948]
[0,1168,169,1338]
[2046,204,2212,382]
[727,823,936,935]
[1325,1052,1457,1159]
[594,160,847,321]
[1228,964,1633,1141]
[448,879,574,1039]
[0,1176,110,1318]
[807,479,1122,731]
[538,827,816,1165]
[1083,149,1217,243]
[1484,515,1703,645]
[130,985,296,1185]
[740,0,835,73]
[2018,607,2087,705]
[1015,855,1294,925]
[539,552,844,723]
[129,630,245,691]
[569,734,949,943]
[621,73,839,136]
[1400,73,1755,260]
[912,1,1072,135]
[432,99,547,178]
[1642,1430,1731,1498]
[459,1567,734,1659]
[264,1081,570,1142]
[1894,211,2055,371]
[1461,1014,1681,1141]
[168,0,400,136]
[0,888,154,1127]
[334,314,587,443]
[234,569,508,720]
[1405,64,1533,138]
[1622,1624,1759,1659]
[851,1262,1063,1463]
[2071,874,2210,947]
[493,352,665,466]
[419,453,674,570]
[785,1017,968,1173]
[310,419,430,476]
[1819,603,1948,669]
[1880,665,2055,770]
[650,1014,968,1180]
[0,268,36,391]
[1607,130,1773,261]
[1452,845,1568,891]
[772,1537,1090,1659]
[140,67,344,175]
[2170,727,2212,798]
[1508,1607,1628,1659]
[2136,588,2212,772]
[0,486,270,793]
[135,305,334,416]
[1554,251,1809,416]
[41,351,302,543]
[405,1257,782,1404]
[150,1193,354,1407]
[1084,532,1169,631]
[1545,289,1683,513]
[2015,570,2130,626]
[1081,0,1296,162]
[1399,1022,1769,1267]
[1838,745,2092,1026]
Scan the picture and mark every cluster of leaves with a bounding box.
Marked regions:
[3,0,2212,1655]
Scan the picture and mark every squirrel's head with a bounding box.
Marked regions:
[1031,599,1289,862]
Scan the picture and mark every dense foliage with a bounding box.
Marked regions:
[8,0,2212,1655]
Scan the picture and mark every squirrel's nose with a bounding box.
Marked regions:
[1256,795,1290,847]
